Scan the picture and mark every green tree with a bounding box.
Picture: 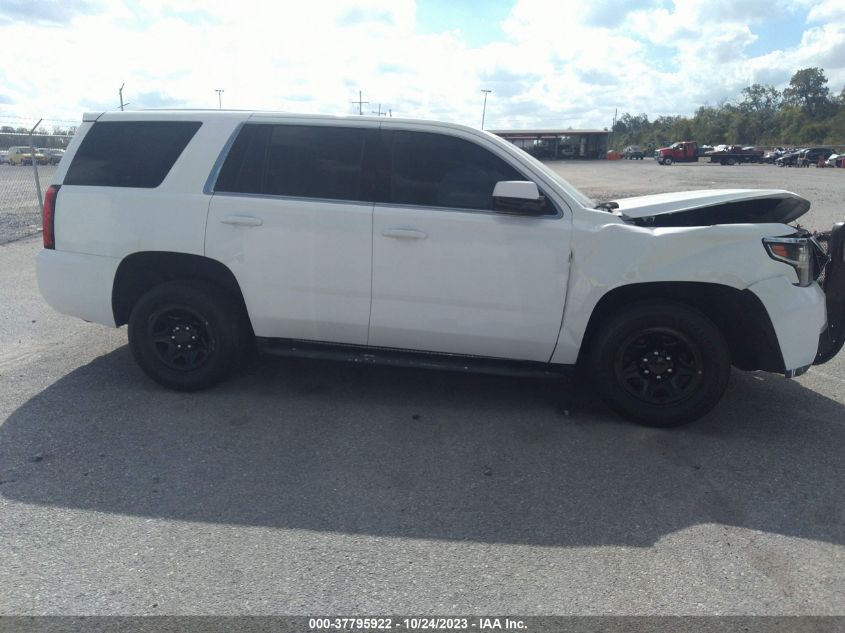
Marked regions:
[739,84,781,112]
[782,67,830,115]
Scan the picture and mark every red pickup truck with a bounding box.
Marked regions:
[655,141,698,165]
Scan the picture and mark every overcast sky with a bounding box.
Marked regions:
[1,0,844,129]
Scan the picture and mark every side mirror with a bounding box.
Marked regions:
[492,181,548,215]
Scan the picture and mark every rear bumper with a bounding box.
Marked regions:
[36,248,119,327]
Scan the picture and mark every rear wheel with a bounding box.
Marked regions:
[128,280,248,391]
[589,301,731,427]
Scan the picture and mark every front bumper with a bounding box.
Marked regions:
[815,222,845,364]
[749,277,827,372]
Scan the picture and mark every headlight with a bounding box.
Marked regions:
[763,236,827,286]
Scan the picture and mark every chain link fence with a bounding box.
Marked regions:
[0,117,79,244]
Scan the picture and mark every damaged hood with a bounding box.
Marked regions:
[612,189,810,227]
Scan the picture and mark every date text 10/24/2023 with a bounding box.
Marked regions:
[308,617,527,630]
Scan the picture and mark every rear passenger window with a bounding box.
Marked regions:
[214,124,372,202]
[64,121,201,188]
[385,130,524,211]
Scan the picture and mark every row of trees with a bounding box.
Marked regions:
[0,125,77,150]
[611,68,845,150]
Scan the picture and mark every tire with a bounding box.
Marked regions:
[663,157,673,166]
[588,300,731,427]
[727,157,737,166]
[128,279,248,391]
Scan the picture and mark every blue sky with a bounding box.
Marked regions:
[0,0,843,129]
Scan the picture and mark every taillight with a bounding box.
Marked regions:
[42,184,60,249]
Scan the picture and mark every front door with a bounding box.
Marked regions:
[369,128,571,362]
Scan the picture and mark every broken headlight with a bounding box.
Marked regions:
[763,235,829,286]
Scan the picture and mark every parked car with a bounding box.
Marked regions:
[622,145,644,160]
[776,149,804,167]
[36,111,844,427]
[796,147,834,167]
[764,147,787,163]
[38,148,65,165]
[0,150,9,165]
[825,153,844,168]
[6,146,46,166]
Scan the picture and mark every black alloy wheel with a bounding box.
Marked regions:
[128,280,249,391]
[613,327,703,406]
[148,305,215,372]
[589,300,731,427]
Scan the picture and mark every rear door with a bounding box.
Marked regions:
[206,121,377,345]
[368,127,571,361]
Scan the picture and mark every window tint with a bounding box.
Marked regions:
[215,124,372,202]
[386,130,524,211]
[64,121,201,188]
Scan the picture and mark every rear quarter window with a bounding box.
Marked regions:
[64,121,202,188]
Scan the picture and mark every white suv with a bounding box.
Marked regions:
[37,110,844,426]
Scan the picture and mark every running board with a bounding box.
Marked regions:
[256,338,571,380]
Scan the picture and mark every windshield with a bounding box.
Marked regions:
[483,130,596,208]
[513,147,595,208]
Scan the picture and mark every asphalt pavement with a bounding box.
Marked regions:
[1,235,843,616]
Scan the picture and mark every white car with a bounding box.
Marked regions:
[36,111,844,426]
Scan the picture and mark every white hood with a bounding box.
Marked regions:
[611,189,810,226]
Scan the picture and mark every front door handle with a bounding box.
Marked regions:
[382,228,428,240]
[221,215,263,227]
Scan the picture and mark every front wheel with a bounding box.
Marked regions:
[589,301,731,427]
[128,280,249,391]
[663,157,673,166]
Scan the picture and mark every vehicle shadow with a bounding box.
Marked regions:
[1,345,842,547]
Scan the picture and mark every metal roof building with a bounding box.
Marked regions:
[490,128,609,159]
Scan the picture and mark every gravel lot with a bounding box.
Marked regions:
[0,161,843,616]
[0,164,53,244]
[549,159,845,232]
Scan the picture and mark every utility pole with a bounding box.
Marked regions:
[215,89,224,109]
[351,90,369,115]
[29,118,44,209]
[611,107,617,150]
[119,83,125,111]
[480,89,492,130]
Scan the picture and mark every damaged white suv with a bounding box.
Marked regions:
[36,111,844,426]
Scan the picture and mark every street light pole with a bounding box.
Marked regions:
[215,89,224,109]
[480,89,492,130]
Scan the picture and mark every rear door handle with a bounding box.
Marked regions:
[382,228,428,240]
[221,215,263,227]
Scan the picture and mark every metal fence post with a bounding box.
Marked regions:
[29,118,43,210]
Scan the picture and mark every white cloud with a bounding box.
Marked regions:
[0,0,843,130]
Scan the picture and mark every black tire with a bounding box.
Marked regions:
[663,157,673,166]
[588,301,731,427]
[128,279,248,391]
[727,157,737,166]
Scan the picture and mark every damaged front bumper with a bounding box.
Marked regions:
[814,222,845,365]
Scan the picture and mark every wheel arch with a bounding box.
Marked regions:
[577,281,785,373]
[112,251,251,330]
